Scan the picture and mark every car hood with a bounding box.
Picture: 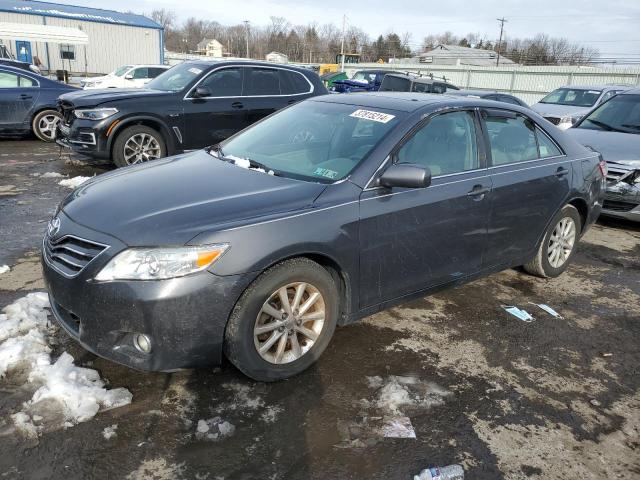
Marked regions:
[60,150,328,246]
[566,128,640,166]
[531,103,591,118]
[58,88,169,107]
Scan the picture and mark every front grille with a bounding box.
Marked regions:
[544,116,560,125]
[602,200,638,212]
[57,100,75,124]
[606,165,634,184]
[44,235,108,277]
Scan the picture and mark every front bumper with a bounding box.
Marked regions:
[56,117,114,159]
[41,214,255,371]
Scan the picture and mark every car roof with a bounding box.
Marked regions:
[0,64,38,76]
[183,59,315,74]
[618,88,640,95]
[310,91,484,112]
[554,84,633,91]
[449,89,508,97]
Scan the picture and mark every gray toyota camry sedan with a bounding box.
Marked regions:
[42,93,605,381]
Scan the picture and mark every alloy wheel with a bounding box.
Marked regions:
[123,133,162,165]
[254,282,326,364]
[37,114,60,141]
[547,217,576,268]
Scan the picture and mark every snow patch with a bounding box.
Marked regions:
[103,424,118,440]
[195,417,235,441]
[59,176,92,189]
[0,293,132,437]
[366,375,452,415]
[0,265,10,274]
[40,172,65,179]
[221,381,264,411]
[261,405,283,423]
[224,154,275,175]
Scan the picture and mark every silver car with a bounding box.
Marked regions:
[567,88,640,222]
[532,84,631,130]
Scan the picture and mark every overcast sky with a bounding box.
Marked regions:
[58,0,640,59]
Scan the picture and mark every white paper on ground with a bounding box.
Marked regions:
[502,306,534,322]
[381,416,416,438]
[529,303,563,319]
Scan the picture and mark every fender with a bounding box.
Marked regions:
[106,115,179,156]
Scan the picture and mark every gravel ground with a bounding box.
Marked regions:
[1,140,639,480]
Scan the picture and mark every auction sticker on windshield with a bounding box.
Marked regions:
[188,67,203,75]
[350,109,395,123]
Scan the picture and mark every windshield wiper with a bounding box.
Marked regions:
[584,119,625,132]
[621,124,640,131]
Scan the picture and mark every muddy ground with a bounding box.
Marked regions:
[0,139,639,480]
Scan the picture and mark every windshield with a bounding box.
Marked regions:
[219,101,402,183]
[539,88,602,107]
[113,65,133,77]
[147,63,202,92]
[352,71,376,83]
[576,94,640,134]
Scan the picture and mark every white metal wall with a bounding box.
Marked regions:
[0,11,161,75]
[347,63,640,105]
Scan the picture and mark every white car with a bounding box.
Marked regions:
[82,65,170,89]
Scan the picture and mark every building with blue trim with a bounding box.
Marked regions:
[0,0,163,74]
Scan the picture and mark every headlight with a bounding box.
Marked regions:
[95,244,229,281]
[560,115,582,125]
[74,107,118,120]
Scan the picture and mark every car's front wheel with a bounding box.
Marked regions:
[32,109,61,142]
[224,258,339,381]
[112,125,166,168]
[524,204,582,278]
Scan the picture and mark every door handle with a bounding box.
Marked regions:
[555,167,569,177]
[467,185,491,199]
[19,94,32,100]
[231,102,244,109]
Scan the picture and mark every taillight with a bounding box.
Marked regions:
[598,160,608,178]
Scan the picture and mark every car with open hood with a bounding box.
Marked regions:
[532,84,631,130]
[42,92,604,381]
[566,88,640,222]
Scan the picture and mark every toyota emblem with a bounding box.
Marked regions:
[47,216,61,237]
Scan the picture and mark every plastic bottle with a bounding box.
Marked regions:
[413,464,464,480]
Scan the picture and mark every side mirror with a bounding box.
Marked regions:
[193,86,212,98]
[378,163,431,189]
[124,74,133,80]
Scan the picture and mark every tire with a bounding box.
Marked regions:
[224,258,339,382]
[32,109,61,142]
[523,204,582,278]
[112,125,166,168]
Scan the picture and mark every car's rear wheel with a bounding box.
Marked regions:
[224,258,339,381]
[112,125,166,168]
[524,204,581,278]
[32,109,61,142]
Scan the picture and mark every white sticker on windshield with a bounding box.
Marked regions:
[588,90,600,94]
[314,167,339,179]
[188,67,203,75]
[350,109,395,123]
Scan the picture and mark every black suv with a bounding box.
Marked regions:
[56,60,327,167]
[379,73,458,94]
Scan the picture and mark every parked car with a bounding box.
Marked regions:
[532,84,631,130]
[56,60,327,167]
[81,64,171,89]
[379,73,459,93]
[0,64,76,141]
[330,69,402,93]
[447,89,529,108]
[42,92,604,380]
[0,58,40,74]
[566,88,640,222]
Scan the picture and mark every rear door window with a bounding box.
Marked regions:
[148,67,167,78]
[278,69,311,95]
[19,75,36,87]
[536,128,562,158]
[244,68,280,96]
[131,67,148,79]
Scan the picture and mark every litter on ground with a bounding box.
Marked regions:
[528,302,563,319]
[502,306,535,322]
[102,424,118,440]
[195,417,236,441]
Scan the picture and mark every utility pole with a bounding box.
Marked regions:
[243,20,250,59]
[340,14,346,72]
[496,17,507,67]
